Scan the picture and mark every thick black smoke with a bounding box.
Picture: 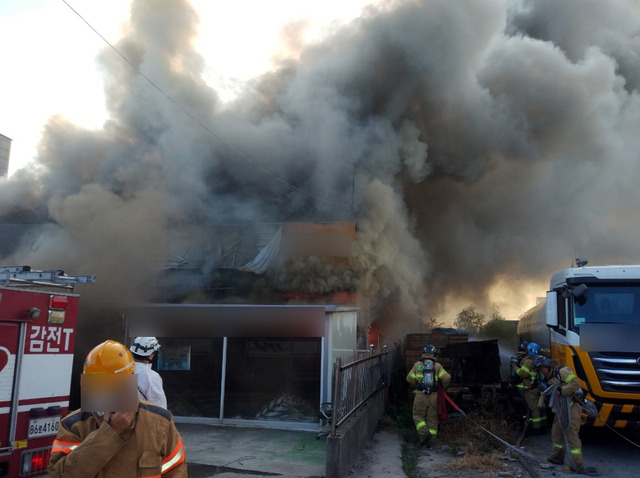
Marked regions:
[1,0,640,340]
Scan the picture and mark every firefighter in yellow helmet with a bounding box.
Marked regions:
[48,340,187,477]
[406,345,451,447]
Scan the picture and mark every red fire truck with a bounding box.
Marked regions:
[0,266,94,477]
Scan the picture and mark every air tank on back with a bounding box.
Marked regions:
[517,300,550,352]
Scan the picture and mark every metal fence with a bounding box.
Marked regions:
[330,345,400,437]
[325,345,402,478]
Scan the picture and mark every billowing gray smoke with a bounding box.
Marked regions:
[1,0,640,339]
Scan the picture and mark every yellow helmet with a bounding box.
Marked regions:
[83,340,136,374]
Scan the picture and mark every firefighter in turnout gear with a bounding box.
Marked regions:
[48,340,187,477]
[534,357,595,474]
[512,342,546,433]
[406,345,451,446]
[509,341,528,385]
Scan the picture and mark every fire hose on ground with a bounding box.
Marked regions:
[515,409,541,478]
[442,391,545,464]
[443,389,640,476]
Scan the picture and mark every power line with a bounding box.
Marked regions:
[60,0,350,209]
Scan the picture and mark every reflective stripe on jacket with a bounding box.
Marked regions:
[538,366,581,408]
[515,356,536,389]
[556,366,580,397]
[48,401,187,478]
[406,356,451,390]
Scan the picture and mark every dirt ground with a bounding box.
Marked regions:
[345,413,640,478]
[346,418,524,478]
[346,418,405,477]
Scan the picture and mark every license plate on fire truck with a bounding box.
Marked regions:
[28,416,60,438]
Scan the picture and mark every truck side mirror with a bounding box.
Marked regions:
[572,284,588,305]
[546,291,558,327]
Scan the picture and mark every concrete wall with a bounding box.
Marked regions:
[325,389,385,478]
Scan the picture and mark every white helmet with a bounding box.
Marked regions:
[130,337,161,357]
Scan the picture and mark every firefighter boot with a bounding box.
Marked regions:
[419,435,432,448]
[567,464,585,474]
[568,449,584,471]
[547,450,564,465]
[580,466,599,476]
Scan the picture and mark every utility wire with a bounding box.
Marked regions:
[61,0,350,209]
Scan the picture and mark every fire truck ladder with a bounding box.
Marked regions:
[1,265,96,290]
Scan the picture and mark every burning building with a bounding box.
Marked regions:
[3,0,640,421]
[124,220,359,427]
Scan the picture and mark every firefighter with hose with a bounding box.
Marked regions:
[509,340,528,385]
[512,342,546,434]
[533,356,597,475]
[511,341,528,373]
[406,345,451,447]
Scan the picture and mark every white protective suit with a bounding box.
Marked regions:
[134,361,167,409]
